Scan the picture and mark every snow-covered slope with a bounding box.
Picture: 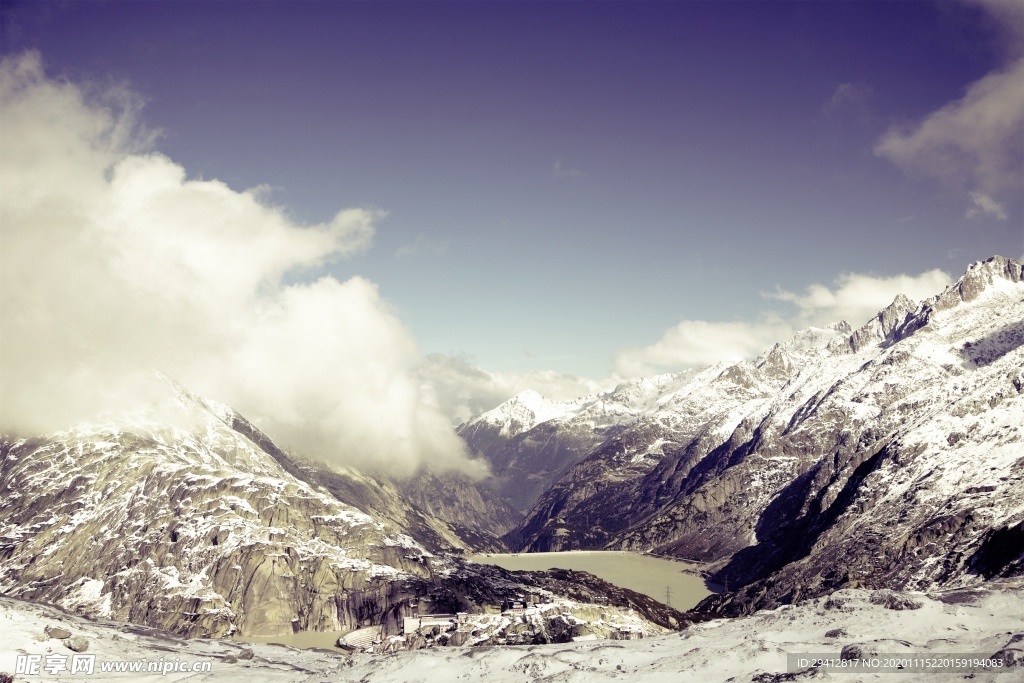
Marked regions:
[695,256,1024,613]
[465,325,850,547]
[458,360,838,515]
[0,381,441,637]
[494,257,1023,611]
[0,379,674,641]
[456,391,598,512]
[3,581,1021,682]
[471,389,582,437]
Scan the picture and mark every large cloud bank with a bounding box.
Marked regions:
[0,52,485,478]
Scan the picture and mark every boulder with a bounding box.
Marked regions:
[63,636,89,652]
[45,625,72,639]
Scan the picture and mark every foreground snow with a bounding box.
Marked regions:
[3,583,1021,682]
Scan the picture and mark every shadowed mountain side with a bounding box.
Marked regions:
[390,470,523,549]
[479,257,1024,617]
[179,379,510,555]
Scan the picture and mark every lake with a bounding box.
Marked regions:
[467,550,714,610]
[234,551,711,650]
[235,629,353,650]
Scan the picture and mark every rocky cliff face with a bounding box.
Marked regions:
[389,470,523,547]
[493,257,1024,611]
[293,461,516,555]
[224,407,492,556]
[500,323,851,552]
[456,364,818,516]
[0,380,668,640]
[695,256,1024,613]
[0,384,440,637]
[456,392,608,513]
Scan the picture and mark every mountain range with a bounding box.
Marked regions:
[1,255,1021,654]
[0,379,677,642]
[462,256,1024,612]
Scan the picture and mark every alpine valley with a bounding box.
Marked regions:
[2,256,1023,681]
[469,256,1024,612]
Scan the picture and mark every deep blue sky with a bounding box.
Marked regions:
[3,0,1021,378]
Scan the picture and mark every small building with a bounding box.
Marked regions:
[500,598,529,616]
[402,614,459,634]
[611,626,643,641]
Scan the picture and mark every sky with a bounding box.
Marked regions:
[1,1,1022,474]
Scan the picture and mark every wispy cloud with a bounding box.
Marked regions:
[874,2,1023,219]
[395,233,449,258]
[965,190,1009,220]
[874,57,1023,196]
[552,158,586,179]
[614,319,793,378]
[765,269,954,327]
[0,51,486,479]
[822,81,873,121]
[613,269,953,378]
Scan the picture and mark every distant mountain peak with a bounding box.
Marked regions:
[934,255,1022,310]
[887,255,1022,344]
[831,292,919,354]
[755,322,851,378]
[477,389,574,436]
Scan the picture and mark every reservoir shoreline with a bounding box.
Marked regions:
[467,550,716,611]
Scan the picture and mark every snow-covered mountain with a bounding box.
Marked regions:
[457,365,795,514]
[459,323,853,530]
[1,382,425,637]
[3,255,1021,655]
[474,256,1023,612]
[456,391,594,512]
[0,379,671,640]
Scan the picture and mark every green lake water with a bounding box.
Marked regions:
[467,550,713,610]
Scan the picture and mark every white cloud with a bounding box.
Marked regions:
[395,233,448,258]
[766,269,954,328]
[614,319,794,379]
[874,57,1023,197]
[0,52,485,479]
[968,0,1024,52]
[613,269,954,378]
[874,0,1023,217]
[417,354,611,425]
[965,190,1009,220]
[552,158,586,179]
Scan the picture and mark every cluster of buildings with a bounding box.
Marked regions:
[399,595,646,643]
[401,596,541,635]
[401,611,468,635]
